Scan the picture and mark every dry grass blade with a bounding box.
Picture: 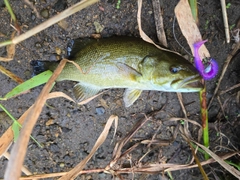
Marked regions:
[109,110,161,169]
[187,140,209,179]
[0,65,24,83]
[194,141,240,179]
[152,0,167,47]
[168,117,202,142]
[19,169,105,179]
[174,0,210,59]
[47,91,75,102]
[137,0,176,54]
[4,59,67,180]
[3,152,32,176]
[78,91,106,105]
[59,115,118,180]
[111,113,150,165]
[219,83,240,95]
[113,152,239,174]
[220,0,230,43]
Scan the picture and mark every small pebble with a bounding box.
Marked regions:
[31,13,36,21]
[35,42,42,49]
[40,9,49,19]
[96,106,105,115]
[59,162,65,168]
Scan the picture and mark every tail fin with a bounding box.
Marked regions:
[30,60,59,76]
[30,60,47,76]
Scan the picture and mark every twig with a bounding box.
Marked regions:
[220,0,230,43]
[152,0,167,47]
[219,83,240,95]
[208,42,240,108]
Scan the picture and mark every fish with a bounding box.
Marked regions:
[31,36,203,107]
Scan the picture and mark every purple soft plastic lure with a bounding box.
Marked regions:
[193,40,218,80]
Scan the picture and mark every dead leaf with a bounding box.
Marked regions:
[174,0,210,59]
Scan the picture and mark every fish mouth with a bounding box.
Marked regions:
[171,75,203,92]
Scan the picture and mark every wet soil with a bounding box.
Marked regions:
[0,0,240,179]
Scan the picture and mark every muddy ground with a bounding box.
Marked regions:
[0,0,240,179]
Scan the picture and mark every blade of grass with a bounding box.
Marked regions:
[0,103,20,141]
[4,0,16,22]
[3,70,53,99]
[188,0,198,25]
[225,160,240,171]
[4,0,21,33]
[0,103,42,147]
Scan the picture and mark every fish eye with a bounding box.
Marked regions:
[169,66,180,74]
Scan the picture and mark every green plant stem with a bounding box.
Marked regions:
[200,82,209,159]
[0,103,42,147]
[4,0,16,22]
[0,40,13,47]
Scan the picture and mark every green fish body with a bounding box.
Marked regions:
[34,36,203,107]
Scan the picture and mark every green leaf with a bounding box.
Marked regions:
[188,0,198,25]
[4,70,53,99]
[12,121,20,142]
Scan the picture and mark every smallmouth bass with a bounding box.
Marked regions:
[32,36,203,107]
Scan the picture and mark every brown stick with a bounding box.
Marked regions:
[152,0,168,47]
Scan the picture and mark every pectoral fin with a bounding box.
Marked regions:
[73,82,101,102]
[123,89,142,107]
[116,62,142,80]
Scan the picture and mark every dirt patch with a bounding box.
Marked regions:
[0,0,240,179]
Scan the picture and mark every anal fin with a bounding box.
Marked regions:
[123,89,142,107]
[73,82,101,102]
